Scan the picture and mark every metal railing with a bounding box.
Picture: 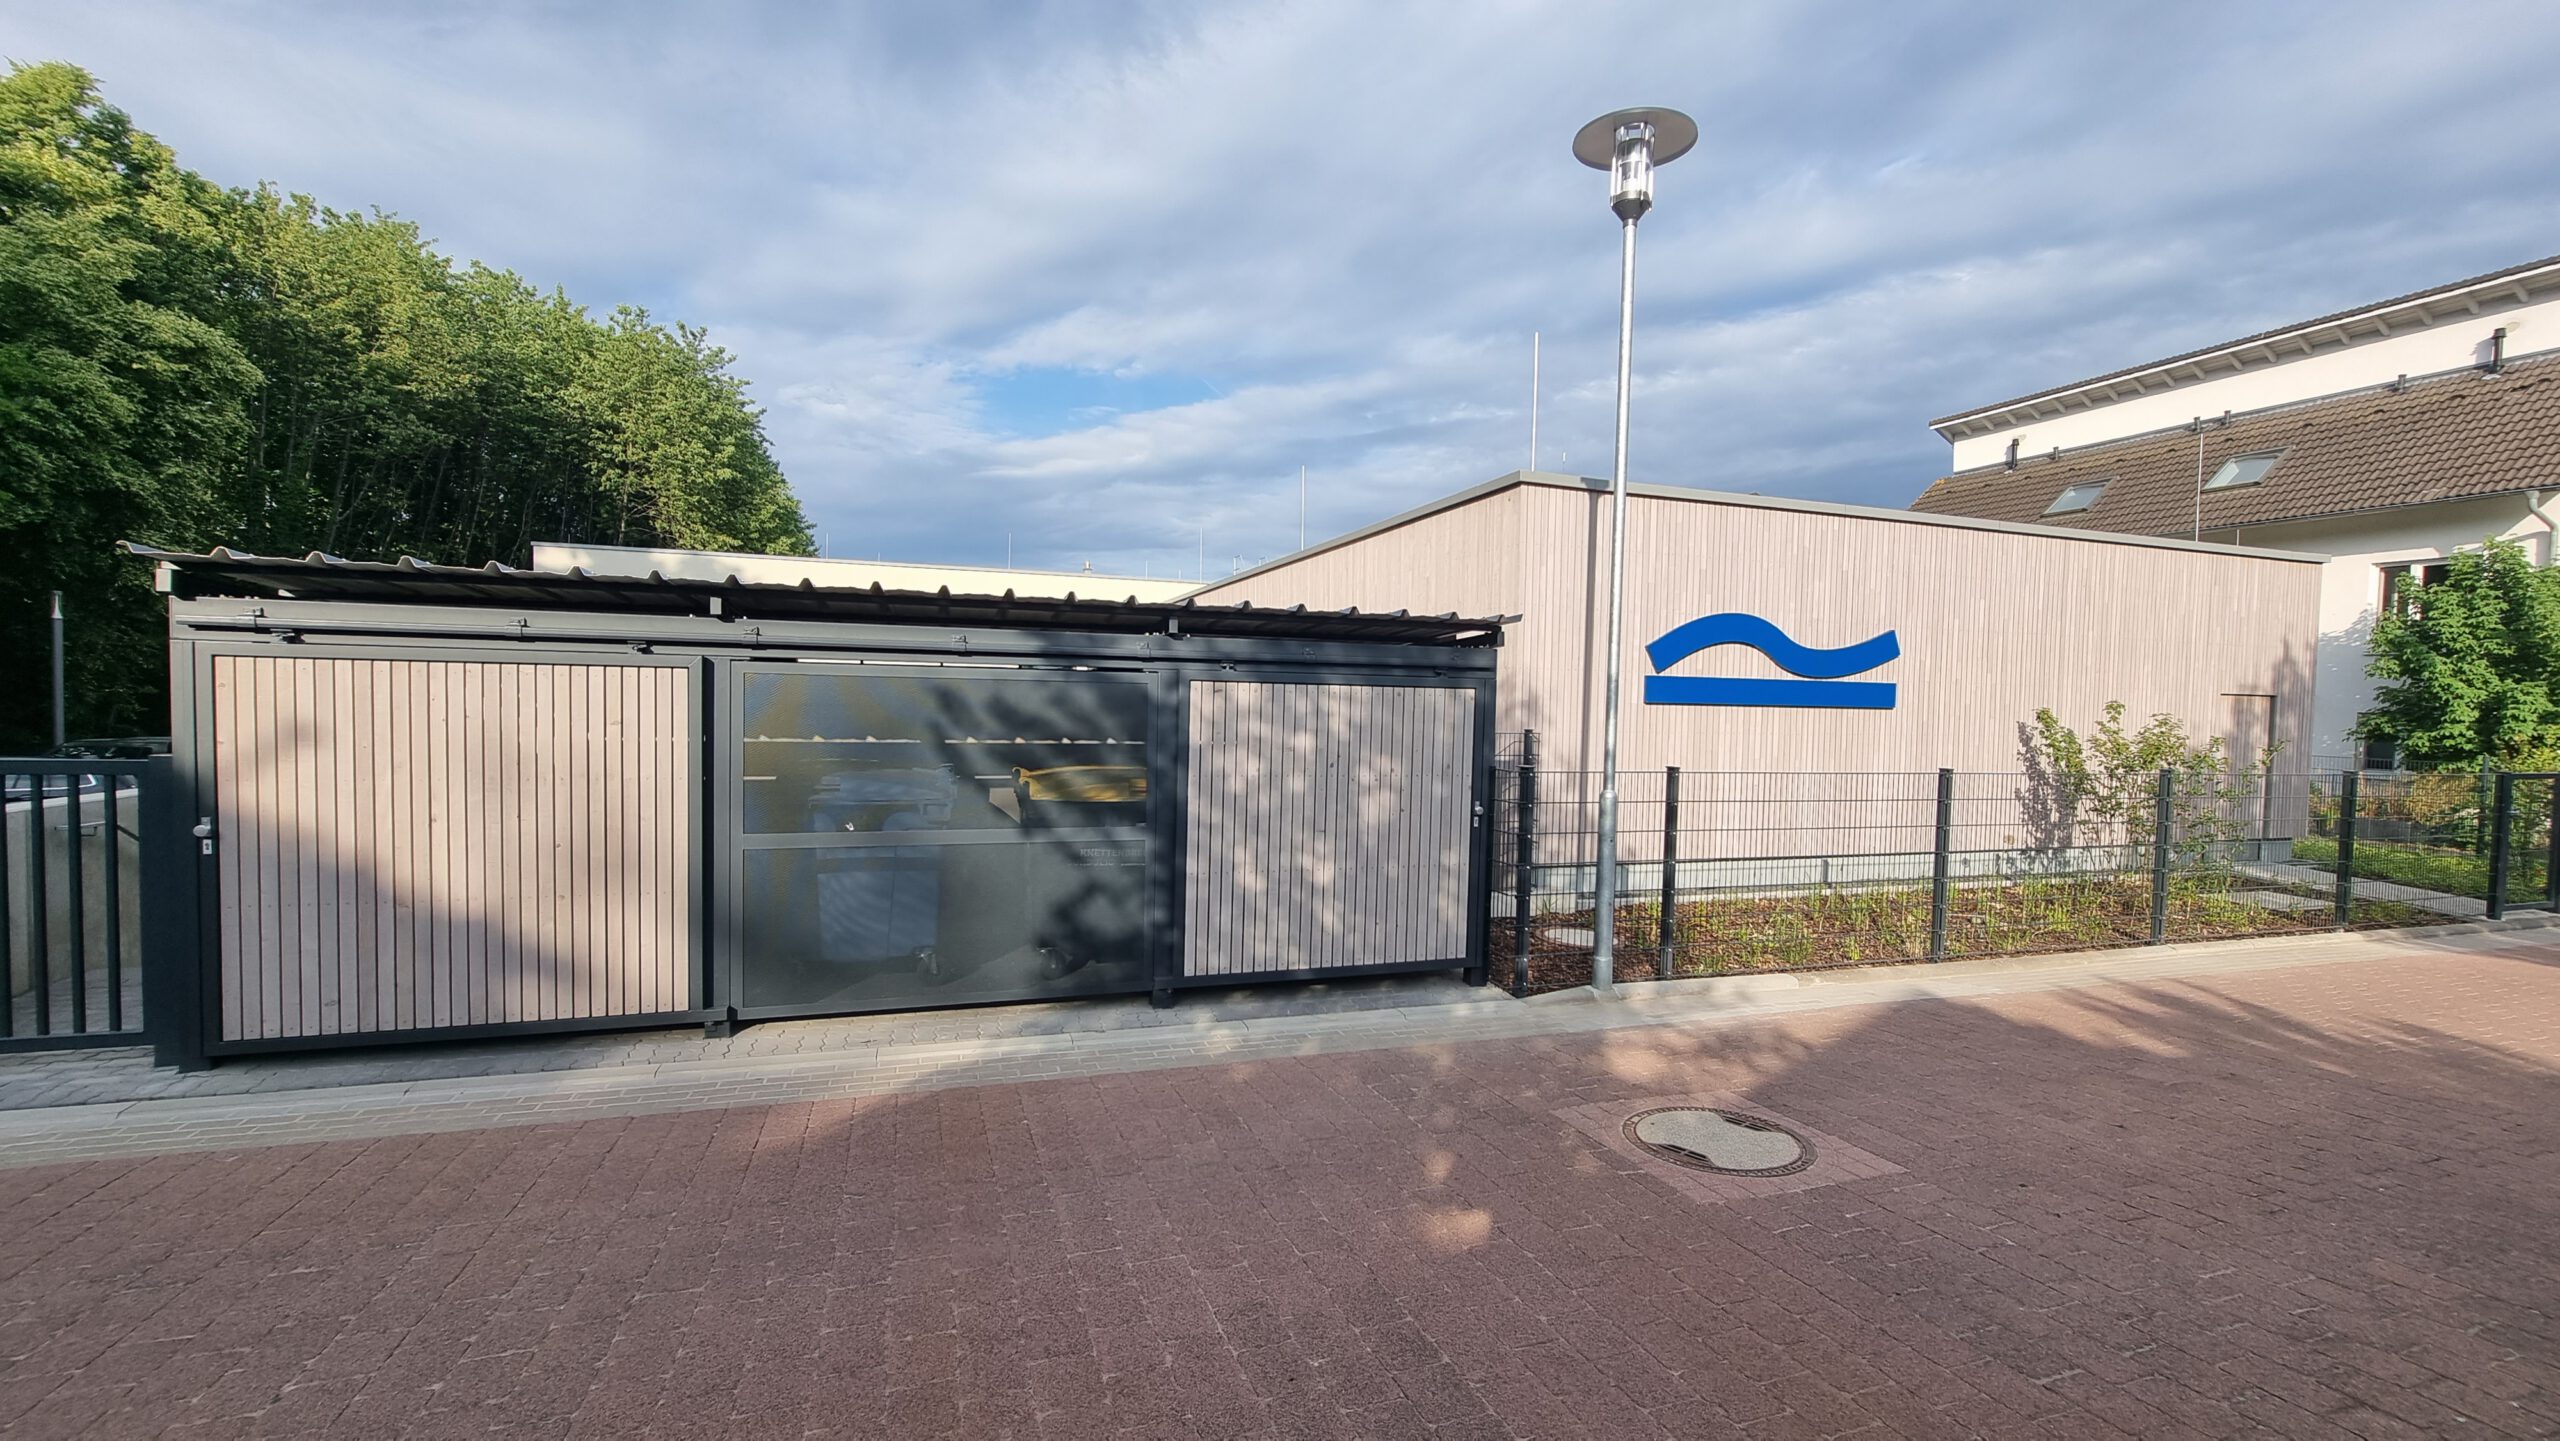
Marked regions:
[1491,734,2470,996]
[0,759,177,1051]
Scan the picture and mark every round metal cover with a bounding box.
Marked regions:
[1572,107,1701,169]
[1624,1107,1813,1177]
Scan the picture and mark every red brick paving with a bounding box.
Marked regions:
[1,943,2557,1439]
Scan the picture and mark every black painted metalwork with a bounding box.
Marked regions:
[0,760,162,1053]
[1511,730,1539,998]
[2489,773,2516,920]
[132,543,1506,647]
[1656,766,1680,979]
[2149,768,2175,945]
[1929,768,1954,960]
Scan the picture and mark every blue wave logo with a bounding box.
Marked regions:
[1642,613,1900,709]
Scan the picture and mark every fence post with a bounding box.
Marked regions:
[2477,765,2493,855]
[142,757,209,1072]
[2148,768,2174,945]
[27,783,49,1034]
[2487,772,2514,921]
[1512,730,1538,997]
[1655,766,1680,980]
[2333,770,2358,930]
[1929,768,1954,960]
[2545,777,2560,911]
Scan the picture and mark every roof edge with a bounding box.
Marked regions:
[1924,349,2560,488]
[535,539,1170,588]
[1928,251,2560,433]
[1198,472,2321,595]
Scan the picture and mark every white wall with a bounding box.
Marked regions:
[1946,298,2560,471]
[2232,496,2554,767]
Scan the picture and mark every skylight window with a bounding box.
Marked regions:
[2203,451,2281,490]
[2044,480,2108,515]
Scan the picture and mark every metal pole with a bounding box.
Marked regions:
[66,772,85,1034]
[2191,419,2205,543]
[0,772,11,1039]
[1513,730,1539,997]
[2333,770,2358,929]
[2544,776,2559,909]
[1929,768,1954,960]
[2148,768,2174,945]
[104,774,122,1031]
[2488,773,2514,920]
[50,591,67,748]
[1655,766,1680,980]
[1591,214,1639,991]
[27,795,48,1033]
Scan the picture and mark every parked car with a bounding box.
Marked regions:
[3,738,161,805]
[46,736,170,760]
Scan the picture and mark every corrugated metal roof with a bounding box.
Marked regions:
[125,544,1506,646]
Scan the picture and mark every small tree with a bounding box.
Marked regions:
[2026,702,2277,863]
[2358,539,2560,771]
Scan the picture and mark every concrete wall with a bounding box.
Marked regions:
[2230,496,2554,767]
[1199,475,2323,783]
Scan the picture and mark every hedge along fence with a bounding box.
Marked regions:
[1486,742,2509,996]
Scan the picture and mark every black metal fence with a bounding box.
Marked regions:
[1491,731,2525,995]
[0,759,180,1051]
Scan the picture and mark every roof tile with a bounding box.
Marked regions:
[1909,353,2560,536]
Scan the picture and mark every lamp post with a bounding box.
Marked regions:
[1574,106,1695,990]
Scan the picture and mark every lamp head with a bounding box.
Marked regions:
[1573,107,1698,222]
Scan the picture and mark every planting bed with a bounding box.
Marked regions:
[1496,872,2433,995]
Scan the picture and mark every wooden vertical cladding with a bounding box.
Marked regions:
[1196,474,2328,848]
[1195,476,2323,780]
[1183,680,1476,977]
[209,654,692,1041]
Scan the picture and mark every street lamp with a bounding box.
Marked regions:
[1574,106,1695,991]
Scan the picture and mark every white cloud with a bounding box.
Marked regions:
[9,0,2560,577]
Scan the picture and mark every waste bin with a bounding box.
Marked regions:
[810,768,956,969]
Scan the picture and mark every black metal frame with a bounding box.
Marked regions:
[711,655,1158,1027]
[162,595,1501,1055]
[2485,771,2560,920]
[173,628,714,1059]
[0,758,168,1056]
[1149,664,1499,1003]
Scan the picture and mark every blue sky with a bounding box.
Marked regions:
[10,1,2560,579]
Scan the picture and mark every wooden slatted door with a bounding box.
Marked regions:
[1182,680,1477,978]
[207,654,695,1042]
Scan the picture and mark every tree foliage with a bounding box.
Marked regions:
[2024,701,2276,862]
[0,62,812,749]
[2358,539,2560,771]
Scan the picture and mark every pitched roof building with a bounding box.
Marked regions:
[1908,254,2560,770]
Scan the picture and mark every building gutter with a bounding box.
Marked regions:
[2529,489,2558,564]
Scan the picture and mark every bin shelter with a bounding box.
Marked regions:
[131,545,1502,1061]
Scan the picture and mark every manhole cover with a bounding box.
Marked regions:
[1624,1107,1815,1177]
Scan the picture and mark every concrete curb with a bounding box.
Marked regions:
[0,916,2550,1168]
